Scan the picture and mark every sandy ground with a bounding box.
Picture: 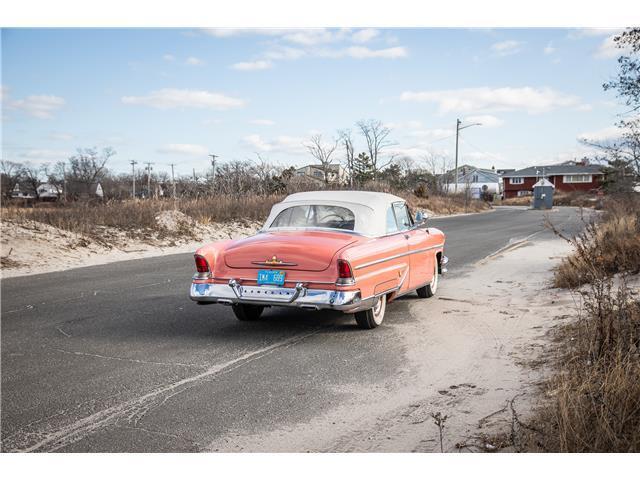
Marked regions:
[210,236,576,452]
[0,218,260,279]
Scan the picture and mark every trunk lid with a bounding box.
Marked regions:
[223,230,359,272]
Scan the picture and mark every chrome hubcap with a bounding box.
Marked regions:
[373,297,383,316]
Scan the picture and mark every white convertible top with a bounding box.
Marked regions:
[262,190,406,237]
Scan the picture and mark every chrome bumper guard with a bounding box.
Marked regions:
[190,279,374,313]
[441,255,449,274]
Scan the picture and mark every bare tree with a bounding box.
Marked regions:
[68,147,115,185]
[337,129,355,187]
[356,119,396,176]
[20,164,44,199]
[304,134,339,184]
[1,160,23,199]
[422,151,453,194]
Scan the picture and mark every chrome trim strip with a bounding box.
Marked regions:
[251,261,299,267]
[354,243,444,270]
[207,277,336,285]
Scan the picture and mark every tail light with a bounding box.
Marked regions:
[194,254,211,278]
[337,259,355,285]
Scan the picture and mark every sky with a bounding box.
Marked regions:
[0,27,630,177]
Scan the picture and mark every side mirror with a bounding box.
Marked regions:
[415,211,428,225]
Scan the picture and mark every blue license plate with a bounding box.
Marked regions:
[257,269,286,286]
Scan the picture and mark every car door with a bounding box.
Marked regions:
[393,202,434,290]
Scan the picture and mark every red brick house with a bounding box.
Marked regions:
[502,161,604,199]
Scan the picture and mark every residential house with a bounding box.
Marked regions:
[294,164,348,185]
[37,183,62,201]
[11,183,36,199]
[502,161,604,199]
[442,165,501,198]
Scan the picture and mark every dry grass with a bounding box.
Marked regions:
[552,196,640,288]
[501,196,532,206]
[502,191,599,208]
[0,192,489,243]
[0,195,282,241]
[518,194,640,452]
[407,193,490,215]
[553,191,601,208]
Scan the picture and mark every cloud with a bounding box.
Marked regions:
[163,54,175,61]
[19,149,71,163]
[122,88,246,110]
[567,29,628,60]
[158,143,208,156]
[202,28,295,38]
[10,94,65,119]
[185,56,205,66]
[49,132,74,141]
[230,60,273,71]
[222,28,407,69]
[242,134,306,155]
[544,42,556,55]
[490,40,523,56]
[400,86,581,114]
[464,114,504,128]
[319,46,408,59]
[594,34,627,59]
[250,119,275,126]
[409,128,455,139]
[567,28,622,39]
[264,47,306,60]
[351,28,379,43]
[578,125,625,142]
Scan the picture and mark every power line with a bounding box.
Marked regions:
[458,137,503,165]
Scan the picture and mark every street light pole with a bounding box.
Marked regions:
[129,160,137,199]
[169,163,176,200]
[454,119,482,193]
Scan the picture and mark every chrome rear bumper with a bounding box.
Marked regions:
[190,280,374,313]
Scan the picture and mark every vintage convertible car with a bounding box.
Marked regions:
[190,191,447,329]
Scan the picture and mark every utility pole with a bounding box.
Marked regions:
[129,160,137,199]
[454,119,482,193]
[62,162,67,202]
[144,161,153,199]
[208,154,218,179]
[454,119,461,193]
[208,154,218,195]
[169,163,177,200]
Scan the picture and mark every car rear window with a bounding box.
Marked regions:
[270,205,355,231]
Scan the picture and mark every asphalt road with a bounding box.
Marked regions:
[0,206,589,452]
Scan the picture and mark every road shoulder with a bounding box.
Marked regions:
[209,235,576,452]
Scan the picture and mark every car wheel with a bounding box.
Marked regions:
[232,304,264,321]
[417,258,439,298]
[354,294,387,329]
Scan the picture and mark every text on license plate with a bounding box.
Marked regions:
[257,269,286,286]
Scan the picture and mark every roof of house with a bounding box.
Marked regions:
[502,163,604,178]
[533,178,555,189]
[441,165,500,183]
[296,164,344,172]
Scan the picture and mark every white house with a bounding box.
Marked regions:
[443,166,502,198]
[294,164,348,185]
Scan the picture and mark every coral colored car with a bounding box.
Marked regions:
[190,191,448,329]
